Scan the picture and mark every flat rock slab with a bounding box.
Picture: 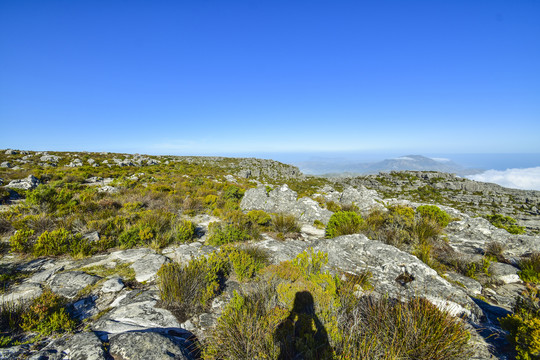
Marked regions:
[48,271,101,298]
[40,332,105,360]
[162,243,216,265]
[92,290,181,336]
[1,282,42,304]
[109,332,191,360]
[130,253,170,283]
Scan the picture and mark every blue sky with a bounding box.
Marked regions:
[1,0,539,156]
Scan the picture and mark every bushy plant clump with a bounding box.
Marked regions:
[500,285,540,359]
[325,211,363,238]
[157,246,268,322]
[271,213,301,235]
[486,214,526,235]
[416,205,451,228]
[20,290,75,336]
[207,222,251,246]
[518,253,540,284]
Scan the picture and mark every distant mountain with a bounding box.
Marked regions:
[295,155,482,176]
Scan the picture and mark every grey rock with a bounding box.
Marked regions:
[489,262,521,284]
[4,149,18,155]
[67,159,83,167]
[40,154,61,162]
[109,332,190,360]
[1,161,12,168]
[5,175,40,190]
[48,271,101,298]
[130,252,170,282]
[241,184,333,224]
[98,185,118,193]
[62,332,105,360]
[71,295,99,320]
[92,290,181,334]
[87,158,96,165]
[444,272,483,296]
[102,276,125,293]
[83,231,100,243]
[339,186,384,211]
[445,216,540,258]
[1,282,42,303]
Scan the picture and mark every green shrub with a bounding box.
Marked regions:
[174,220,196,243]
[500,286,540,360]
[157,252,230,322]
[118,226,141,248]
[228,248,265,281]
[325,211,363,238]
[518,253,540,284]
[203,286,285,359]
[207,222,251,246]
[20,290,75,336]
[271,213,301,235]
[33,228,74,256]
[247,210,272,227]
[223,185,244,200]
[414,217,443,244]
[9,229,35,253]
[485,214,526,234]
[0,300,25,345]
[326,200,342,213]
[416,205,451,228]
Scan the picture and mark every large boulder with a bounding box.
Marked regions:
[241,184,333,224]
[339,186,384,211]
[5,175,40,190]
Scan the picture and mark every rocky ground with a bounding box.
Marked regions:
[0,150,539,359]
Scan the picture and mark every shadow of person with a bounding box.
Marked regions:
[275,291,332,360]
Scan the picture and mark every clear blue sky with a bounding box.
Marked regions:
[1,0,539,156]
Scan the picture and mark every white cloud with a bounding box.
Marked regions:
[468,167,540,191]
[395,157,415,161]
[431,157,451,162]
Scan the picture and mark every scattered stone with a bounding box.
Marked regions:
[4,149,18,155]
[102,276,125,293]
[489,262,522,284]
[98,185,118,193]
[40,154,61,162]
[1,161,12,168]
[5,175,40,190]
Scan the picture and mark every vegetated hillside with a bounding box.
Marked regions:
[0,149,539,360]
[336,171,540,234]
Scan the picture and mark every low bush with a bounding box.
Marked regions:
[485,214,526,235]
[9,229,35,253]
[325,211,363,238]
[33,228,76,257]
[203,285,285,359]
[416,205,451,228]
[518,253,540,284]
[500,285,540,359]
[20,290,75,336]
[0,300,25,346]
[157,252,230,322]
[207,222,251,246]
[247,210,272,227]
[335,296,472,359]
[271,213,301,235]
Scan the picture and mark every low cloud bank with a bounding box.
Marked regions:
[468,167,540,191]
